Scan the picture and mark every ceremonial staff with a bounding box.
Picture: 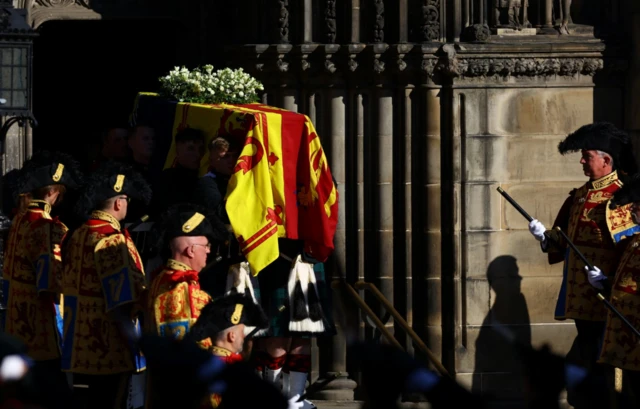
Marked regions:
[496,186,640,339]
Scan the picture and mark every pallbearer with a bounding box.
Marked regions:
[61,161,150,409]
[526,122,638,409]
[3,151,83,409]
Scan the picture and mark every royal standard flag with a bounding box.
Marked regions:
[131,94,338,276]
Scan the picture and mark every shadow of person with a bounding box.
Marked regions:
[472,255,531,403]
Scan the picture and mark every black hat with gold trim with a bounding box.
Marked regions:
[15,150,83,197]
[74,160,151,217]
[157,203,228,249]
[558,122,638,175]
[188,293,269,342]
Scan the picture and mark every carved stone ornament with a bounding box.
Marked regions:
[35,0,145,8]
[421,0,440,42]
[348,56,358,72]
[301,58,311,71]
[278,0,290,44]
[325,0,336,44]
[374,0,384,43]
[462,24,491,42]
[276,57,289,72]
[438,57,604,78]
[35,0,75,6]
[373,58,385,74]
[325,56,337,74]
[397,56,407,71]
[493,0,531,29]
[421,58,437,76]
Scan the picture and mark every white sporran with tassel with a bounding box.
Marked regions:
[287,255,325,333]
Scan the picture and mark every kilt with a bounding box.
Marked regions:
[256,256,335,338]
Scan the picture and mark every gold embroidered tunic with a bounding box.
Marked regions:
[148,259,212,348]
[599,234,640,370]
[2,200,67,361]
[61,210,146,374]
[546,171,638,321]
[209,346,243,409]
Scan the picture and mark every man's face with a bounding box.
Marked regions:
[580,149,609,180]
[632,202,640,225]
[129,126,155,159]
[103,128,129,159]
[190,237,210,272]
[210,148,239,176]
[176,140,205,170]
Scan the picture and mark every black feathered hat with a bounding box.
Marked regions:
[74,160,151,217]
[188,293,268,342]
[156,203,228,249]
[15,151,83,197]
[558,122,638,175]
[610,173,640,208]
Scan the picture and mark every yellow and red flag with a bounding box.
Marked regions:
[147,97,338,276]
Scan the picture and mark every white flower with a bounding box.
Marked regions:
[159,65,264,104]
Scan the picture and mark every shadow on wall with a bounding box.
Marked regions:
[473,255,531,401]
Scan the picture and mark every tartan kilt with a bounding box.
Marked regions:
[255,256,335,338]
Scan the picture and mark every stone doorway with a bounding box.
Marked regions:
[31,18,183,168]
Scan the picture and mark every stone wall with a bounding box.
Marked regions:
[453,82,602,398]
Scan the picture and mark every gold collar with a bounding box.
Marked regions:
[591,171,618,190]
[211,346,234,357]
[166,259,192,272]
[28,200,51,217]
[90,210,121,231]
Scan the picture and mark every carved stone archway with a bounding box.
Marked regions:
[18,0,182,29]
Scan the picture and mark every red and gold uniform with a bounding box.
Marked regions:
[209,346,243,408]
[599,233,640,370]
[148,259,212,349]
[546,171,638,321]
[60,210,146,374]
[2,200,67,361]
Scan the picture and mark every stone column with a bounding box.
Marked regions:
[303,0,312,43]
[314,86,358,400]
[401,84,413,353]
[370,86,394,332]
[351,0,360,43]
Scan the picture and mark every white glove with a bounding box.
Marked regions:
[287,395,303,409]
[528,219,547,242]
[585,266,607,290]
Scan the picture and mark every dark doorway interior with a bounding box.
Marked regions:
[32,19,182,168]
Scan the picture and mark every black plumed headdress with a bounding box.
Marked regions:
[558,122,637,175]
[155,202,229,251]
[188,293,268,342]
[15,150,84,197]
[74,160,151,218]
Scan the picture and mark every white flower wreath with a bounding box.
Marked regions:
[159,65,264,104]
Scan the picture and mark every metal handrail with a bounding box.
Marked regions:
[338,279,450,378]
